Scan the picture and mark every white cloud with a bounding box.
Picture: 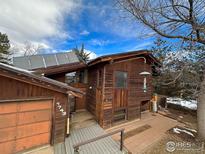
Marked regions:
[81,2,153,39]
[0,0,82,56]
[90,39,110,46]
[80,30,90,36]
[132,42,153,50]
[84,49,97,59]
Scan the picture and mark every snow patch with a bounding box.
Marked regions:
[173,127,195,137]
[167,97,197,110]
[184,127,197,133]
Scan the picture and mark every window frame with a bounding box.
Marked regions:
[114,71,128,88]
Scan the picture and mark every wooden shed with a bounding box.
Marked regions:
[0,63,83,154]
[86,50,161,128]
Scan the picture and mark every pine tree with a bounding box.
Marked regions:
[73,44,90,63]
[0,32,11,64]
[151,38,176,96]
[151,37,172,64]
[151,38,204,99]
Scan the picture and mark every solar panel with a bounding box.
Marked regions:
[43,54,58,67]
[13,57,31,70]
[29,55,45,69]
[13,51,80,70]
[56,53,69,65]
[67,52,79,63]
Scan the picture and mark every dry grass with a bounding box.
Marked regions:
[142,133,204,154]
[142,109,204,154]
[166,108,197,129]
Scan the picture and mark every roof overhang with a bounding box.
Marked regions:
[88,50,161,67]
[32,62,87,76]
[0,63,84,97]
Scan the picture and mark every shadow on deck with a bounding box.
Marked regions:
[54,110,127,154]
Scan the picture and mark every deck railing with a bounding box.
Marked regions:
[73,128,125,153]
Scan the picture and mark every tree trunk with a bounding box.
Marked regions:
[197,75,205,139]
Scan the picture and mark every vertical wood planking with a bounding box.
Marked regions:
[85,57,153,128]
[0,75,68,144]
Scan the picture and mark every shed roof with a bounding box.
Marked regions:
[88,50,161,66]
[33,62,87,76]
[0,63,84,95]
[13,51,80,70]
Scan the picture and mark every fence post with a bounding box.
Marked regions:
[120,129,124,151]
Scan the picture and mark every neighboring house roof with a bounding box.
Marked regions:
[0,63,84,96]
[13,51,80,70]
[88,50,161,67]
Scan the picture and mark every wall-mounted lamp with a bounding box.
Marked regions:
[139,71,151,92]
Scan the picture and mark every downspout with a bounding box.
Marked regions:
[66,92,72,137]
[66,91,84,136]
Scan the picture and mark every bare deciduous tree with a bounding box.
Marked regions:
[117,0,205,43]
[23,41,44,56]
[117,0,205,139]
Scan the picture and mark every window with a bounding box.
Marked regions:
[65,70,86,84]
[115,71,127,88]
[65,72,76,84]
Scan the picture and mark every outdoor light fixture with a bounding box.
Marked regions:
[139,71,151,92]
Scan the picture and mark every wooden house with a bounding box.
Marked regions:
[13,50,160,128]
[0,63,83,154]
[86,50,161,127]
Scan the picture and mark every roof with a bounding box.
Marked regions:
[0,63,84,95]
[13,51,80,70]
[88,50,161,66]
[33,62,87,76]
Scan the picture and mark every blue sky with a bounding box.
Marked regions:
[57,0,156,56]
[0,0,159,57]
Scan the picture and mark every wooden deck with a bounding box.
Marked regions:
[54,124,126,154]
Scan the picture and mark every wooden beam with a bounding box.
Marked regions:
[67,91,84,98]
[33,62,87,75]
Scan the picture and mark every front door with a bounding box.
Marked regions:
[113,71,128,122]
